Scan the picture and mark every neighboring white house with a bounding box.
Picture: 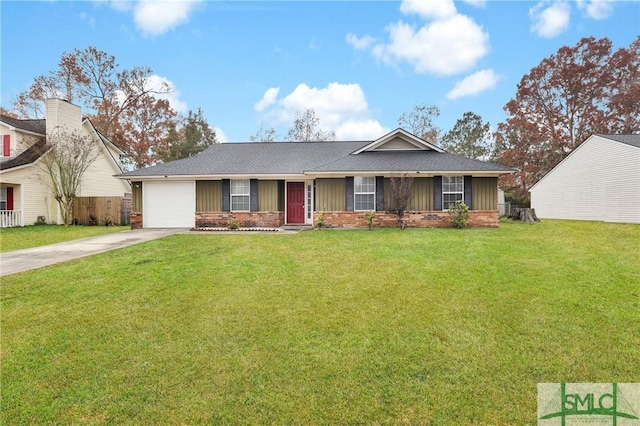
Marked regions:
[530,134,640,224]
[0,99,130,227]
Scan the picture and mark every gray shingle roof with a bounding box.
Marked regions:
[0,115,46,134]
[598,134,640,148]
[119,140,512,178]
[0,138,48,170]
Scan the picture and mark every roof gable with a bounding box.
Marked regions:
[353,128,444,154]
[529,133,640,191]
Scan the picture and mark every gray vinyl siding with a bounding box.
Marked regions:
[315,178,345,211]
[196,180,222,212]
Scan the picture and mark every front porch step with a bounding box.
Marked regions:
[281,224,314,231]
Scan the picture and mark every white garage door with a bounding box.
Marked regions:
[143,181,195,228]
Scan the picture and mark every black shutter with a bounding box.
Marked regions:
[375,176,385,211]
[464,176,473,209]
[250,179,259,212]
[345,177,354,211]
[222,179,230,212]
[433,176,442,210]
[277,180,285,212]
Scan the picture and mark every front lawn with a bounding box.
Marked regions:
[0,224,128,252]
[2,220,639,424]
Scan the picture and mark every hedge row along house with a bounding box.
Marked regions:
[0,99,130,227]
[117,129,513,229]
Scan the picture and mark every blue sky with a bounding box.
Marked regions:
[1,0,638,142]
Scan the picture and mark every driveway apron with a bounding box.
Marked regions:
[0,228,186,277]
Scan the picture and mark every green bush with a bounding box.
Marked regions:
[448,200,470,229]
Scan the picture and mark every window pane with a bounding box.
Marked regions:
[231,195,250,211]
[231,180,250,195]
[354,176,375,193]
[443,176,463,192]
[355,194,375,211]
[443,193,463,208]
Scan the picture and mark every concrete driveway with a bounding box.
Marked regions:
[0,228,186,277]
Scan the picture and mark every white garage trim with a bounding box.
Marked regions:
[143,181,195,228]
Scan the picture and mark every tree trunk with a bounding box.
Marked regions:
[509,207,539,223]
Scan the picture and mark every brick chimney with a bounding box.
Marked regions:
[45,98,82,136]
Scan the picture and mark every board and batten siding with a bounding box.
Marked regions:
[530,135,640,224]
[315,178,345,211]
[383,177,434,211]
[472,177,498,211]
[196,181,222,212]
[132,183,143,212]
[258,180,279,211]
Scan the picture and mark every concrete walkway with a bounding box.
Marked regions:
[0,228,186,277]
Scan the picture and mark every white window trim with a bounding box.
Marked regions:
[442,176,464,210]
[0,186,6,211]
[354,176,376,211]
[230,179,250,212]
[306,182,313,223]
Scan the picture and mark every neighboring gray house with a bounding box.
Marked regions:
[530,134,640,224]
[117,128,513,229]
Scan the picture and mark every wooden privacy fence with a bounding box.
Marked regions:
[72,196,132,226]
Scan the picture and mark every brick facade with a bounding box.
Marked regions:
[131,210,498,229]
[130,212,142,230]
[195,211,284,228]
[316,210,499,229]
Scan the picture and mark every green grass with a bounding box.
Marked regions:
[0,225,128,252]
[1,220,639,425]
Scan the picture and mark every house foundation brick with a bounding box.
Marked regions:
[316,210,499,229]
[130,212,142,230]
[195,211,284,228]
[132,210,499,230]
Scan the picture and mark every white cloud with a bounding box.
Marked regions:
[446,69,500,100]
[254,87,280,112]
[530,1,571,38]
[335,120,390,141]
[462,0,486,7]
[214,127,228,143]
[145,75,188,113]
[105,0,133,13]
[576,0,613,19]
[255,82,387,140]
[132,0,202,37]
[399,0,457,20]
[371,15,489,76]
[345,33,376,50]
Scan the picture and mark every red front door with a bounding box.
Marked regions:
[287,182,305,224]
[6,187,13,210]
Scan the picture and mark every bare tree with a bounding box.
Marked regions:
[287,109,335,141]
[38,130,98,226]
[249,122,279,142]
[387,175,414,229]
[398,104,441,144]
[13,46,178,168]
